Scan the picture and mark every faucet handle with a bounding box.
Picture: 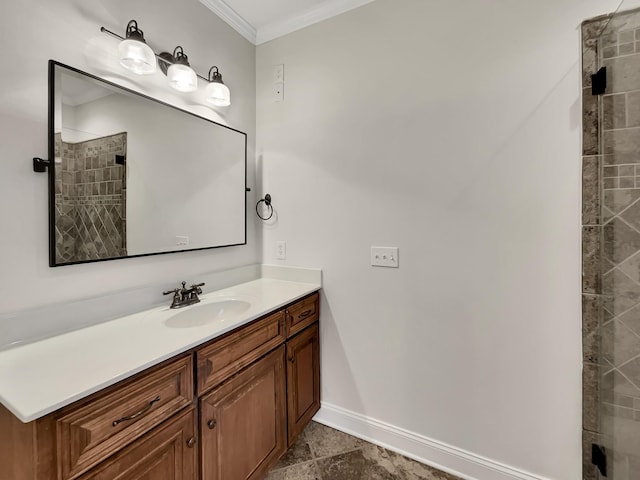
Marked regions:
[191,282,205,294]
[163,288,180,296]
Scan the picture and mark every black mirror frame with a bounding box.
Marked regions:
[47,60,248,267]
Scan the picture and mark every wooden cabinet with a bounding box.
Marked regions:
[0,290,320,480]
[77,407,197,480]
[0,353,194,480]
[200,347,287,480]
[286,323,320,446]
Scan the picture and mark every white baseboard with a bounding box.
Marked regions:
[313,402,551,480]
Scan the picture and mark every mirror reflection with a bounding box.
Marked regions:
[50,62,247,266]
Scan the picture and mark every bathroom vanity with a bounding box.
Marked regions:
[0,280,320,480]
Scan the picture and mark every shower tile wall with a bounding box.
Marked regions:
[583,10,640,480]
[54,132,127,263]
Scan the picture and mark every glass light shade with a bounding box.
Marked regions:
[206,81,231,107]
[118,39,156,75]
[167,64,198,92]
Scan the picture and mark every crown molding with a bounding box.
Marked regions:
[198,0,257,44]
[200,0,376,46]
[255,0,376,45]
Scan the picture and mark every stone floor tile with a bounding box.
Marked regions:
[267,422,463,480]
[273,433,314,470]
[304,422,366,458]
[361,444,399,473]
[264,461,321,480]
[316,446,399,480]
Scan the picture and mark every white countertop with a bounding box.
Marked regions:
[0,278,320,423]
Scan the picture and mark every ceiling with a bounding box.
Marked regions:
[61,73,113,107]
[198,0,376,45]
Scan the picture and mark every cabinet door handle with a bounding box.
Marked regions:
[186,437,196,448]
[207,419,217,429]
[298,309,312,320]
[112,396,161,427]
[289,356,295,364]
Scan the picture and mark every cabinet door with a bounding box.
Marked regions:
[286,323,320,446]
[78,407,197,480]
[200,346,286,480]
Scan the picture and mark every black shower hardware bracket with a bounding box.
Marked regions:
[256,193,273,221]
[592,443,607,477]
[33,157,51,172]
[592,67,607,96]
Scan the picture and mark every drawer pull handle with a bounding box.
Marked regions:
[186,437,196,448]
[298,309,313,319]
[207,419,217,429]
[112,396,161,427]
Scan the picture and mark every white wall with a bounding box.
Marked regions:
[256,1,618,479]
[0,0,628,478]
[0,0,257,312]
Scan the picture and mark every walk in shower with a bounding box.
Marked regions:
[583,4,640,479]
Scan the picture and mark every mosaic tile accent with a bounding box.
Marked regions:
[598,28,640,59]
[584,7,640,479]
[54,132,127,263]
[602,164,640,190]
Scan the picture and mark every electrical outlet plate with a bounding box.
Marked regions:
[273,83,284,102]
[371,246,399,268]
[176,236,189,246]
[276,240,286,260]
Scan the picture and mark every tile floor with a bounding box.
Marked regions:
[265,422,462,480]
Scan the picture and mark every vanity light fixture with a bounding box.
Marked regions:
[101,21,232,106]
[117,20,156,75]
[160,46,198,93]
[206,67,231,107]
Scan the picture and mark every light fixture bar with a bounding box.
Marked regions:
[100,26,209,81]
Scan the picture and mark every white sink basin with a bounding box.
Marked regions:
[164,299,251,328]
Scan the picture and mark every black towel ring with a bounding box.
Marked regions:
[256,194,273,221]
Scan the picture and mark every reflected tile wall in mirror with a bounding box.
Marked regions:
[54,132,127,263]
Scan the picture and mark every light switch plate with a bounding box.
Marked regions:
[371,246,399,268]
[273,64,284,83]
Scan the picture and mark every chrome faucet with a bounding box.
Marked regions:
[163,281,205,309]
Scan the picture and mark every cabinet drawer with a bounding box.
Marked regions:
[285,293,319,338]
[56,355,193,480]
[197,311,285,395]
[77,407,197,480]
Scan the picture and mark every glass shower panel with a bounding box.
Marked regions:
[595,3,640,479]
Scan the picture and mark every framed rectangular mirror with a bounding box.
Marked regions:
[48,61,247,267]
